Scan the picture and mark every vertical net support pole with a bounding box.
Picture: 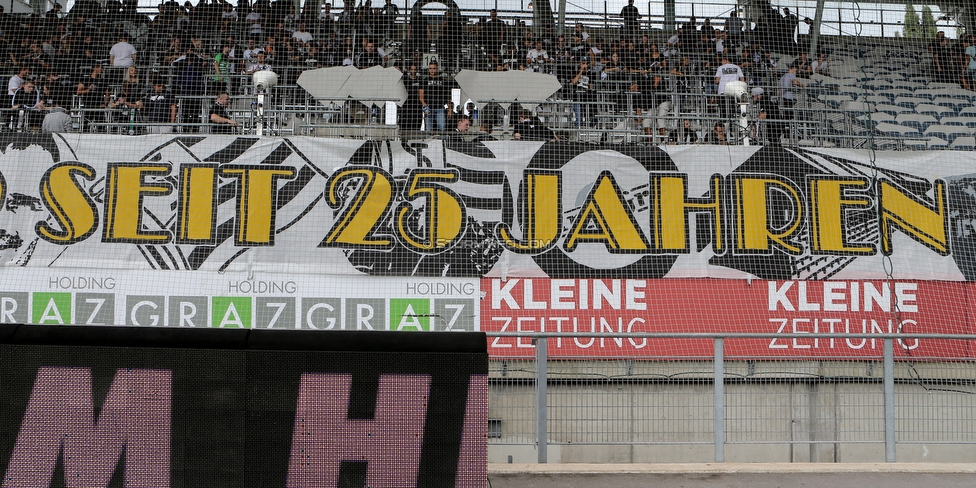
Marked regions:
[714,337,725,463]
[807,0,826,60]
[535,337,548,463]
[884,337,896,462]
[664,0,675,31]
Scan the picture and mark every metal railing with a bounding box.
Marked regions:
[485,332,976,464]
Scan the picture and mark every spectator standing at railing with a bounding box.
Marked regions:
[108,83,140,133]
[438,10,463,72]
[212,44,232,93]
[620,80,650,135]
[401,63,423,131]
[620,0,640,40]
[380,0,398,40]
[750,87,782,145]
[962,35,976,91]
[714,54,744,121]
[571,56,597,126]
[109,33,137,67]
[483,10,506,67]
[174,51,207,131]
[419,60,454,131]
[140,78,177,134]
[726,11,743,50]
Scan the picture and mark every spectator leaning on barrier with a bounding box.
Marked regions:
[779,62,807,108]
[209,92,238,134]
[42,102,71,133]
[11,80,42,129]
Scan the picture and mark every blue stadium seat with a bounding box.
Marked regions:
[915,104,955,118]
[895,113,938,132]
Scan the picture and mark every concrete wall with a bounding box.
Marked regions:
[488,359,976,463]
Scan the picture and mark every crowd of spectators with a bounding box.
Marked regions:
[0,0,813,142]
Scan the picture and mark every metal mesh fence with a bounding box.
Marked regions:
[487,335,976,463]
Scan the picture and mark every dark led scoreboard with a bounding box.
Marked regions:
[0,325,488,487]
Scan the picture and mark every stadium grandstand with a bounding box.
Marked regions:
[0,0,973,148]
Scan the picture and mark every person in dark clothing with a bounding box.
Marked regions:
[513,108,557,141]
[438,9,463,72]
[356,38,383,68]
[209,91,238,133]
[619,0,640,39]
[141,79,177,133]
[400,64,424,131]
[483,9,506,66]
[174,50,208,131]
[419,60,455,132]
[76,64,107,109]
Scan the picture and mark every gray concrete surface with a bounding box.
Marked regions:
[486,463,976,488]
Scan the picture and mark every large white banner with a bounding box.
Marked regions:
[0,133,972,330]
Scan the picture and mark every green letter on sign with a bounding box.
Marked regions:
[212,297,253,328]
[32,293,72,324]
[389,299,430,331]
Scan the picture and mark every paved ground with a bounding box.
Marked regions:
[486,463,976,488]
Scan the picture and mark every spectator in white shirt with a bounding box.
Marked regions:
[526,40,550,70]
[7,66,30,97]
[292,23,313,44]
[245,52,272,74]
[109,34,137,67]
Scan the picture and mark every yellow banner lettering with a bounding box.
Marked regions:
[37,163,99,244]
[220,165,297,246]
[175,164,218,244]
[497,171,561,253]
[879,179,948,255]
[564,172,649,252]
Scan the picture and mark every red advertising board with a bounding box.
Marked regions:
[481,278,975,359]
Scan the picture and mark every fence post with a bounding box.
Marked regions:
[536,337,548,463]
[714,337,725,462]
[884,337,896,462]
